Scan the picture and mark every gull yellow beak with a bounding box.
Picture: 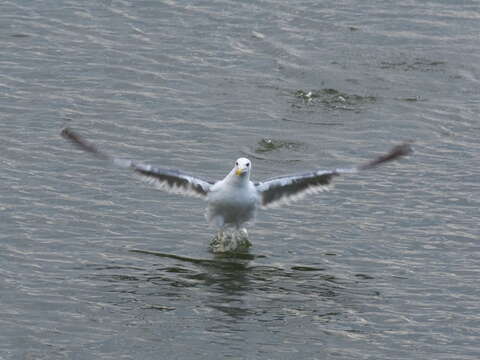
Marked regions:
[235,168,245,176]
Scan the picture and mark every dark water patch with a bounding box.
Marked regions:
[255,138,305,154]
[76,263,146,272]
[292,88,376,111]
[82,270,145,284]
[163,266,192,274]
[380,58,447,72]
[143,304,176,311]
[398,96,426,102]
[355,273,375,280]
[281,117,342,126]
[10,33,30,38]
[291,265,326,272]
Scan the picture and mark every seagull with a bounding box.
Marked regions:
[61,128,412,252]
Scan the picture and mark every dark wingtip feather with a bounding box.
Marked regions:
[358,142,413,171]
[61,128,110,161]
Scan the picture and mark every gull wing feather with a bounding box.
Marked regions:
[61,128,213,198]
[256,143,412,208]
[255,169,342,208]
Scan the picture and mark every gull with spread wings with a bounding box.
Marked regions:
[62,128,412,252]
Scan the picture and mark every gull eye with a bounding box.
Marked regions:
[246,163,250,167]
[235,162,238,166]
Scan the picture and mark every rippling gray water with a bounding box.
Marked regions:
[1,0,479,359]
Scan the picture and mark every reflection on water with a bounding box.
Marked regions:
[81,249,372,323]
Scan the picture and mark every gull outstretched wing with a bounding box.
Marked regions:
[256,143,412,208]
[61,128,214,198]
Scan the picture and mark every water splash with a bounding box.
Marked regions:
[209,228,252,253]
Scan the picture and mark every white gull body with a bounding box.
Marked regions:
[207,158,258,229]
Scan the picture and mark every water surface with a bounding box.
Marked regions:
[1,0,479,359]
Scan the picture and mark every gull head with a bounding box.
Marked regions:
[234,157,251,177]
